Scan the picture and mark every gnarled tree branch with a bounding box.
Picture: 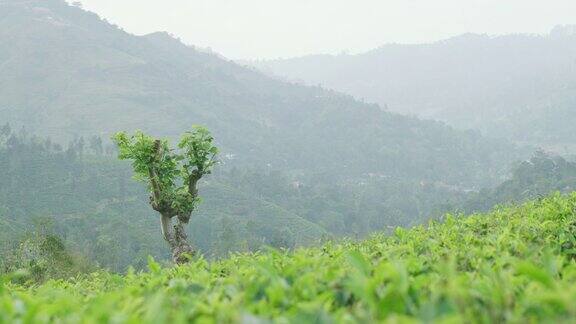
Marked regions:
[148,140,163,209]
[112,126,218,265]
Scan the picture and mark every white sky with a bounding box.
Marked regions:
[74,0,576,60]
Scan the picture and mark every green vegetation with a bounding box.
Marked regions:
[0,0,525,190]
[0,126,327,272]
[1,226,93,283]
[462,151,576,213]
[2,193,576,322]
[1,1,575,322]
[0,0,535,272]
[113,127,219,263]
[2,125,574,273]
[252,31,576,153]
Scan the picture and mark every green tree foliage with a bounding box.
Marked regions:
[2,124,566,272]
[0,126,166,271]
[0,126,328,271]
[1,225,92,283]
[462,151,576,212]
[2,193,576,322]
[112,126,218,263]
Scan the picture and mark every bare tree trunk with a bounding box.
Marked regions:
[161,215,194,264]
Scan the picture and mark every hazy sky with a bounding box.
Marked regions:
[74,0,576,60]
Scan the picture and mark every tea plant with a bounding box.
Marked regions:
[2,193,576,323]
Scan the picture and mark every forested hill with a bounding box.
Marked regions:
[0,0,539,271]
[462,152,576,213]
[0,128,328,271]
[1,128,571,271]
[250,27,576,152]
[0,0,525,188]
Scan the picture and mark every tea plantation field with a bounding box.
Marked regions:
[2,193,576,323]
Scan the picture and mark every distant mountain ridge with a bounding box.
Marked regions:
[0,0,524,188]
[249,27,576,152]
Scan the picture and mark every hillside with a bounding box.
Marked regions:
[2,130,572,273]
[0,0,537,270]
[0,0,526,188]
[2,126,521,271]
[0,129,327,271]
[3,1,576,322]
[2,193,576,322]
[462,152,576,213]
[250,27,576,152]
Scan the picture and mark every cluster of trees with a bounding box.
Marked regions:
[0,126,329,272]
[213,168,466,237]
[1,224,93,283]
[2,123,574,276]
[461,151,576,213]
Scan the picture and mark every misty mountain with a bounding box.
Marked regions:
[250,27,576,153]
[0,0,539,269]
[0,0,528,188]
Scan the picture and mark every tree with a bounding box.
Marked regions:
[112,126,218,264]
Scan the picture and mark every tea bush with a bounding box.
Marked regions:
[2,193,576,323]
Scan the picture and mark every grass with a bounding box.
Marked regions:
[2,193,576,323]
